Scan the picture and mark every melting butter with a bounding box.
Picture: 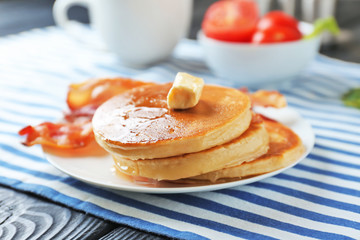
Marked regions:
[167,72,204,109]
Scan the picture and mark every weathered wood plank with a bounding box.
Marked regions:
[0,185,116,239]
[99,226,172,240]
[0,185,168,240]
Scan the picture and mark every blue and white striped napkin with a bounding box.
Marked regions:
[0,27,359,240]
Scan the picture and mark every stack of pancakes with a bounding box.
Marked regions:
[92,83,304,183]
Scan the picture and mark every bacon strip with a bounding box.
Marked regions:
[239,88,287,108]
[67,77,154,110]
[19,118,93,148]
[19,77,153,149]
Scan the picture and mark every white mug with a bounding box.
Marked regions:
[53,0,193,67]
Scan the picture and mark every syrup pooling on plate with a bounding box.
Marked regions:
[112,164,216,188]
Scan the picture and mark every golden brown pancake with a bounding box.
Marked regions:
[185,120,305,183]
[112,120,269,180]
[92,83,251,159]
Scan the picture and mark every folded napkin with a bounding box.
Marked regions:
[0,27,359,240]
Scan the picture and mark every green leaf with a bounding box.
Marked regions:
[303,16,340,40]
[342,88,360,109]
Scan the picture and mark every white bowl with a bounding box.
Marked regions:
[198,22,321,86]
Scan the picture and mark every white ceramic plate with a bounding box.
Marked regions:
[45,107,314,194]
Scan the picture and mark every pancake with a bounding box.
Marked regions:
[92,83,252,159]
[113,120,269,180]
[186,119,305,183]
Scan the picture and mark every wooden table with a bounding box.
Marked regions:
[0,0,359,239]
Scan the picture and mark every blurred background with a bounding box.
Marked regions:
[0,0,359,63]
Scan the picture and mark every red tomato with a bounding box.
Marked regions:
[202,0,259,42]
[251,25,302,44]
[257,10,299,30]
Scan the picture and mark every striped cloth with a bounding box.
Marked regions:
[0,27,360,240]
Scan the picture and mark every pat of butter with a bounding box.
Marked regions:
[167,72,204,109]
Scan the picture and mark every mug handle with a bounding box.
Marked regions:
[53,0,91,28]
[52,0,105,49]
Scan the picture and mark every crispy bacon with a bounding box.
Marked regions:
[19,118,93,148]
[63,105,97,122]
[240,88,287,108]
[19,77,153,149]
[251,111,264,124]
[67,77,153,110]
